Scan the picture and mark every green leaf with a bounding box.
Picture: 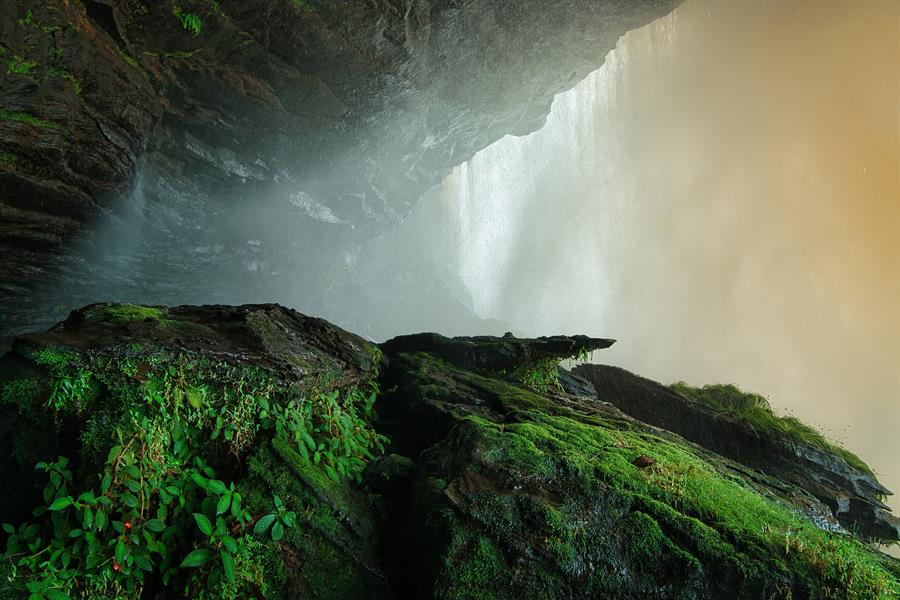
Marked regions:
[144,519,165,532]
[180,548,214,568]
[46,591,70,600]
[221,550,235,583]
[193,513,213,536]
[2,523,13,534]
[115,539,126,564]
[48,496,73,511]
[253,514,276,535]
[106,445,123,463]
[207,479,227,495]
[221,535,238,554]
[95,509,107,530]
[215,494,231,516]
[100,472,111,494]
[271,520,284,541]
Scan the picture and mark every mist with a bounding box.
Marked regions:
[361,0,900,518]
[30,0,898,520]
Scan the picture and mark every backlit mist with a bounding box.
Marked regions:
[367,0,900,517]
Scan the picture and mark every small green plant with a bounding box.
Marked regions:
[512,359,563,393]
[2,344,386,597]
[172,2,202,37]
[251,495,296,541]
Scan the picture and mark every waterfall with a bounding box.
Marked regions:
[443,13,677,334]
[423,0,899,521]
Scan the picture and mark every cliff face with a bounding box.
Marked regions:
[0,0,680,342]
[0,304,897,599]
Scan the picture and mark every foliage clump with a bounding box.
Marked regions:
[670,382,874,476]
[1,343,386,599]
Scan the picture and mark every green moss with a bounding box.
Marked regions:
[6,56,37,76]
[118,48,139,67]
[671,382,875,476]
[510,358,562,393]
[103,303,167,322]
[46,67,82,95]
[0,150,17,164]
[242,440,388,599]
[402,352,898,598]
[0,109,55,128]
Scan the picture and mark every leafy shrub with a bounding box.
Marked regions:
[2,347,386,599]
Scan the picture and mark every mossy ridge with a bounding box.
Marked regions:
[1,333,386,598]
[670,382,875,477]
[239,438,390,599]
[401,351,899,599]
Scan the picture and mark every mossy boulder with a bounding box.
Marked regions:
[376,349,899,599]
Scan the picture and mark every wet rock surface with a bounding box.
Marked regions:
[0,305,897,598]
[0,0,681,345]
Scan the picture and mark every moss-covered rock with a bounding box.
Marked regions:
[379,350,899,599]
[0,305,897,599]
[0,303,388,599]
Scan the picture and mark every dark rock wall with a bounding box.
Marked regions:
[0,0,681,345]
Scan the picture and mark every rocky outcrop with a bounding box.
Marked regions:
[381,331,614,373]
[0,0,682,345]
[573,364,900,542]
[1,304,897,598]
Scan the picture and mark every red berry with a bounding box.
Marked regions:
[124,521,132,529]
[113,560,120,572]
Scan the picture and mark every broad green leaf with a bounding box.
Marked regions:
[48,496,73,511]
[215,494,231,516]
[221,550,235,583]
[271,520,284,541]
[180,548,214,568]
[115,539,126,564]
[253,514,276,535]
[221,535,238,554]
[207,479,227,495]
[144,519,165,532]
[193,513,213,536]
